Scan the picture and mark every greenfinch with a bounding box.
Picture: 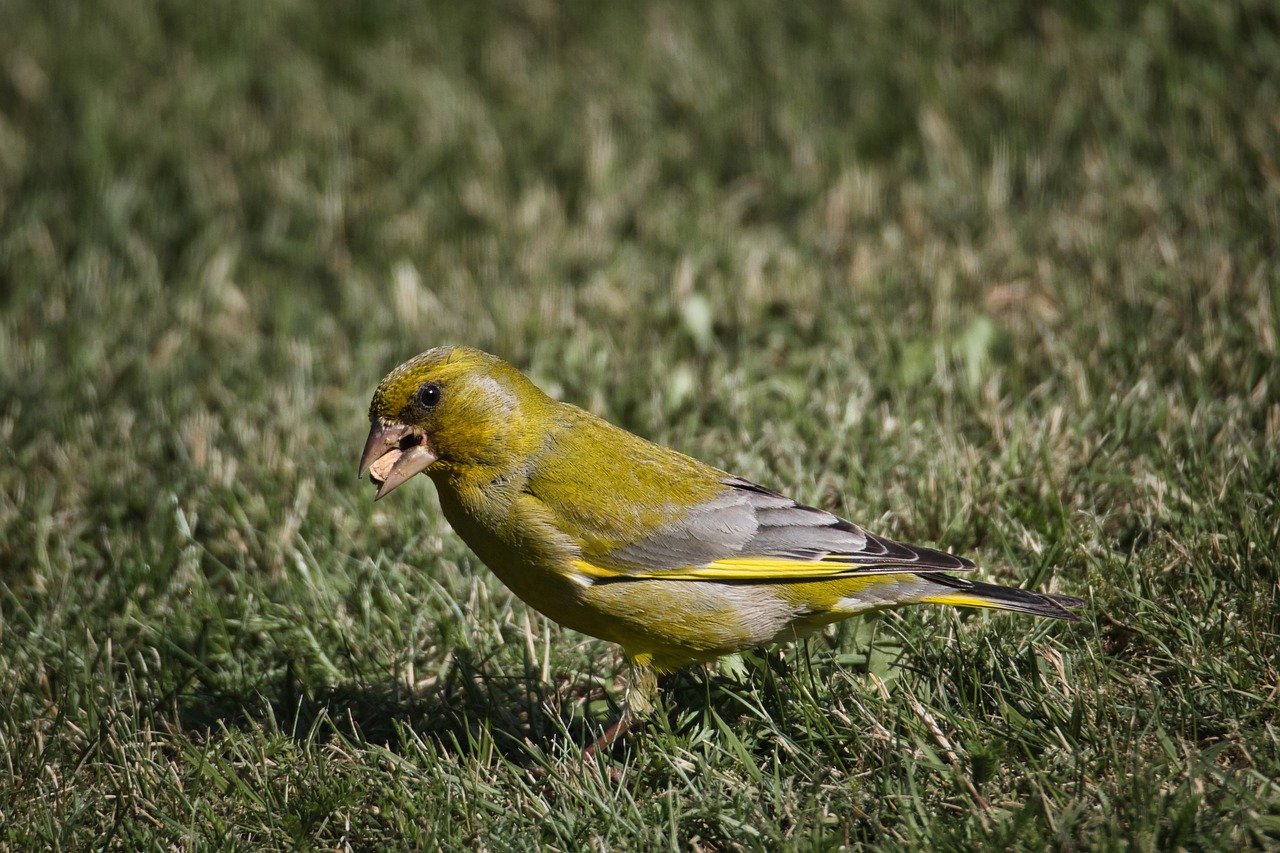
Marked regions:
[359,346,1082,678]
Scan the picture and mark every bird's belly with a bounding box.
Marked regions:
[456,529,798,668]
[464,549,788,669]
[575,579,797,670]
[594,574,932,670]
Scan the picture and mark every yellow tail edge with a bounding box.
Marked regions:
[921,581,1084,621]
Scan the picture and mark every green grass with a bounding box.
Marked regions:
[2,0,1278,848]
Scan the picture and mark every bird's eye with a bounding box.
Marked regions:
[413,382,441,410]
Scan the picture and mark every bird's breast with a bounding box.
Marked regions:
[433,479,604,629]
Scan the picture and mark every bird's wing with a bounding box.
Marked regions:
[576,476,974,582]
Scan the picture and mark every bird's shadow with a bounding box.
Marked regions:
[161,647,801,764]
[164,648,624,763]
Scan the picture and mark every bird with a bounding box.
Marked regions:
[359,346,1083,744]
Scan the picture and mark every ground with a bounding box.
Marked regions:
[1,1,1278,848]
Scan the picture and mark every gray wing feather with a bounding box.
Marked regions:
[609,475,974,574]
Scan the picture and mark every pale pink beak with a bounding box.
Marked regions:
[358,421,438,500]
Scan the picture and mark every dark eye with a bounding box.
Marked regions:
[413,382,441,410]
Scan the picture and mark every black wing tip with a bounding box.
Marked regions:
[910,541,977,571]
[824,514,976,572]
[955,580,1087,621]
[1042,592,1087,621]
[866,534,976,572]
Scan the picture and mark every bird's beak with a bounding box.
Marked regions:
[358,420,438,500]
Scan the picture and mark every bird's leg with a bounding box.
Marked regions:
[581,663,657,761]
[580,715,634,762]
[624,662,659,717]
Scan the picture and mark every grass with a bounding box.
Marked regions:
[2,0,1278,848]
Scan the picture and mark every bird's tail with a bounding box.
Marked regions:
[919,576,1084,621]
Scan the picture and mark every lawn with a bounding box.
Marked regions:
[1,0,1277,848]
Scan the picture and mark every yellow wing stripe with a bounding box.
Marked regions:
[571,556,897,583]
[919,592,1012,611]
[570,559,628,580]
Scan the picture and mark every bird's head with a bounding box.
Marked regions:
[359,346,551,499]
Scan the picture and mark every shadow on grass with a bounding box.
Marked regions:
[165,648,624,763]
[163,648,799,765]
